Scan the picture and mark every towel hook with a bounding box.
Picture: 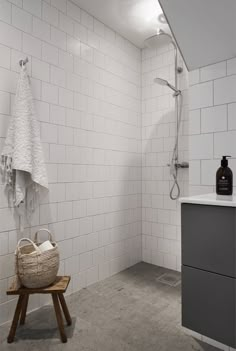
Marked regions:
[19,57,29,67]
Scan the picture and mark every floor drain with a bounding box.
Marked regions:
[157,273,181,287]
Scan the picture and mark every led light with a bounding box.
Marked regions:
[131,0,163,24]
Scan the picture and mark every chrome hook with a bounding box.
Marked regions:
[19,57,29,67]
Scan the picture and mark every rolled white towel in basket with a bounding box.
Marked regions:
[38,240,54,252]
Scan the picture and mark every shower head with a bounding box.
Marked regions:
[144,29,176,50]
[154,77,181,96]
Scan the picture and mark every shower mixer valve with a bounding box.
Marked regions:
[167,162,189,169]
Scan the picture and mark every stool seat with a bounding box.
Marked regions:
[6,276,72,343]
[7,276,70,295]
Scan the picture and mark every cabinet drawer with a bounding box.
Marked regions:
[182,203,236,277]
[182,265,236,347]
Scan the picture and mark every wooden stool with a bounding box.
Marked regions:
[7,276,72,343]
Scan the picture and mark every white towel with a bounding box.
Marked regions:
[1,64,48,229]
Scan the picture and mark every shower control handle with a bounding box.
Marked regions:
[167,162,189,169]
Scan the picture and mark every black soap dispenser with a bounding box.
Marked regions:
[216,156,233,195]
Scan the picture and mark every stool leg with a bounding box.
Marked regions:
[20,294,29,325]
[7,295,24,343]
[58,294,72,326]
[52,293,67,343]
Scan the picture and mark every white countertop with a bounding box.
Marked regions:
[179,193,236,207]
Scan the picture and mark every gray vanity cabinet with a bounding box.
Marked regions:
[181,203,236,347]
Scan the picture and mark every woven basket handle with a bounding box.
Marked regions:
[16,238,40,253]
[34,228,53,244]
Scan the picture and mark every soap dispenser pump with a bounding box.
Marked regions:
[216,156,233,195]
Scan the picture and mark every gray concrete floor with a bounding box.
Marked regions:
[0,262,220,351]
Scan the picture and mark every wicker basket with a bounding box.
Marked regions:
[15,229,59,289]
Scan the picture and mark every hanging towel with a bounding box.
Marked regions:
[1,64,48,229]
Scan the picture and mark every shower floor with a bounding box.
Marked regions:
[0,262,220,351]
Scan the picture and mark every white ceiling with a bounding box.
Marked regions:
[73,0,236,69]
[73,0,170,48]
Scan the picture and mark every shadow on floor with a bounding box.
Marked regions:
[13,306,76,341]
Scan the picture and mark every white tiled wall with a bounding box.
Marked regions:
[141,44,189,271]
[0,0,142,324]
[189,57,236,195]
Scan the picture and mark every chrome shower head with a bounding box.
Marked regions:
[154,77,181,96]
[144,29,176,50]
